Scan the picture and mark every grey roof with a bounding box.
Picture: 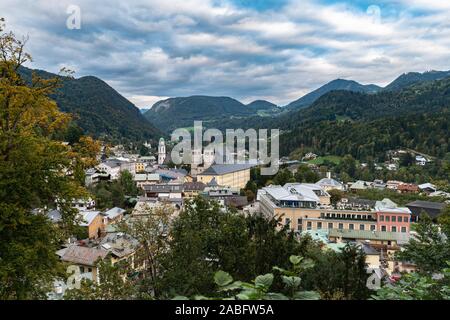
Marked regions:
[143,184,184,193]
[103,207,126,220]
[47,209,62,223]
[316,178,343,188]
[406,201,445,210]
[60,245,107,266]
[328,229,410,243]
[183,181,206,191]
[199,164,253,176]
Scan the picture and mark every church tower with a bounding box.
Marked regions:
[158,138,166,165]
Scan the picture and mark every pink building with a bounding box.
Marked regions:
[375,199,411,233]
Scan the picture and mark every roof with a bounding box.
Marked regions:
[328,229,410,243]
[418,183,437,191]
[99,233,140,258]
[316,178,343,188]
[261,184,328,204]
[350,180,370,190]
[375,198,411,214]
[134,173,160,182]
[224,196,249,208]
[60,245,108,266]
[103,207,126,220]
[79,211,100,226]
[406,200,445,210]
[183,181,206,191]
[199,164,253,176]
[143,184,184,193]
[47,209,62,223]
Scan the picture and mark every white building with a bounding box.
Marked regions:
[158,138,166,165]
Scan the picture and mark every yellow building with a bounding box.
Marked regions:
[197,164,252,189]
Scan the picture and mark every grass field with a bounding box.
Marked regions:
[308,155,343,165]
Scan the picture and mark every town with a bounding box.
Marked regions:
[43,137,450,299]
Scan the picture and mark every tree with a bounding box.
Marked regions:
[117,204,174,297]
[328,189,344,206]
[373,263,450,300]
[294,165,319,183]
[0,23,99,299]
[396,213,450,273]
[174,256,320,300]
[158,197,318,298]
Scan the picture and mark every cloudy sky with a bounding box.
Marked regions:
[1,0,450,107]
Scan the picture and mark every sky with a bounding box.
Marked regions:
[1,0,450,107]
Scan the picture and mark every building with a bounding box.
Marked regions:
[58,245,107,283]
[316,173,344,191]
[97,161,122,180]
[143,183,184,200]
[416,155,429,166]
[134,173,160,188]
[375,199,411,233]
[183,181,207,198]
[349,180,371,191]
[102,207,126,225]
[78,211,104,239]
[197,164,252,189]
[406,200,446,221]
[58,232,143,284]
[418,183,437,194]
[158,138,166,165]
[397,183,419,194]
[386,180,402,191]
[328,229,409,247]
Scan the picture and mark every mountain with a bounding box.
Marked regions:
[246,100,278,110]
[140,108,150,114]
[285,79,381,109]
[18,67,160,142]
[145,96,279,132]
[278,76,450,160]
[383,70,450,91]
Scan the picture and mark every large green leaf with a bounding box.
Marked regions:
[293,291,321,300]
[255,273,274,289]
[214,271,233,287]
[289,255,302,265]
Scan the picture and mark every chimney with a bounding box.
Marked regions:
[327,172,331,179]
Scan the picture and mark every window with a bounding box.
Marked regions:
[80,266,85,273]
[404,216,409,222]
[338,223,344,230]
[380,215,384,221]
[381,226,387,232]
[357,215,361,219]
[360,224,365,231]
[392,226,397,232]
[285,218,291,227]
[401,227,407,233]
[349,224,354,230]
[88,268,92,272]
[307,222,312,230]
[392,216,397,222]
[385,216,390,222]
[398,216,402,222]
[317,222,322,229]
[370,225,376,231]
[328,223,333,229]
[297,218,302,226]
[297,225,302,231]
